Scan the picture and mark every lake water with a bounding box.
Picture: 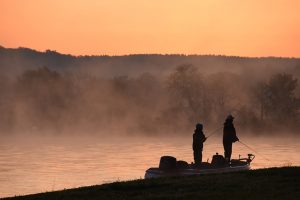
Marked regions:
[0,134,299,197]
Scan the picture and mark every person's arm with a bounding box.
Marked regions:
[201,134,207,142]
[232,126,239,142]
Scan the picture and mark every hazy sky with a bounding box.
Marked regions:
[1,0,300,57]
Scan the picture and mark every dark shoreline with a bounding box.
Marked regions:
[3,167,300,200]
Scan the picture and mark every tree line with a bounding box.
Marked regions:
[0,65,299,135]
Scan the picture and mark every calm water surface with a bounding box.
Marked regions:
[0,135,299,197]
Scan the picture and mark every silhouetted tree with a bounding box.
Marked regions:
[205,72,244,123]
[0,76,14,133]
[266,73,299,123]
[167,64,208,124]
[253,82,269,121]
[15,67,71,131]
[253,73,300,128]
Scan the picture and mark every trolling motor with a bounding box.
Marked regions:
[236,154,255,163]
[247,154,255,163]
[230,153,255,166]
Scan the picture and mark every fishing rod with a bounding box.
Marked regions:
[205,126,223,139]
[238,140,272,163]
[205,113,238,139]
[205,126,273,163]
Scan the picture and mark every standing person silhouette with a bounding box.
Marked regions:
[223,115,239,162]
[193,123,206,168]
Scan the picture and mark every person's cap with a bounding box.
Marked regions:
[196,123,203,130]
[226,114,234,120]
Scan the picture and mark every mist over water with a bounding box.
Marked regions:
[0,48,300,198]
[1,134,299,198]
[1,47,300,137]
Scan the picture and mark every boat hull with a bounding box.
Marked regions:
[145,164,251,179]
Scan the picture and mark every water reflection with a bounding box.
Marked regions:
[0,135,299,197]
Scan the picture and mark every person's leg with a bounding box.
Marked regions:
[223,142,228,159]
[224,142,232,161]
[199,144,203,165]
[228,143,232,160]
[199,150,202,164]
[194,149,201,167]
[194,149,199,165]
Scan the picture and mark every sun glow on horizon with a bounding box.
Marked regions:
[1,0,300,57]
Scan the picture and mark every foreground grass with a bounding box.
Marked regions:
[4,167,300,200]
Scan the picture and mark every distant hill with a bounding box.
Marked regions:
[1,46,300,79]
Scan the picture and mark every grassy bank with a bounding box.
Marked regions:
[4,167,300,200]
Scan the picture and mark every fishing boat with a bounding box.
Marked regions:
[145,153,255,179]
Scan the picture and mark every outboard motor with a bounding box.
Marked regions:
[211,153,226,167]
[159,156,177,170]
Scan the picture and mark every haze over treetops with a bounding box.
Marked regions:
[1,0,300,57]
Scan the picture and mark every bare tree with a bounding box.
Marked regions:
[167,64,208,124]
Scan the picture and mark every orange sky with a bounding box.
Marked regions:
[1,0,300,57]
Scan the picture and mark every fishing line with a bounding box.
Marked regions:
[238,140,272,163]
[206,126,223,139]
[205,113,239,139]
